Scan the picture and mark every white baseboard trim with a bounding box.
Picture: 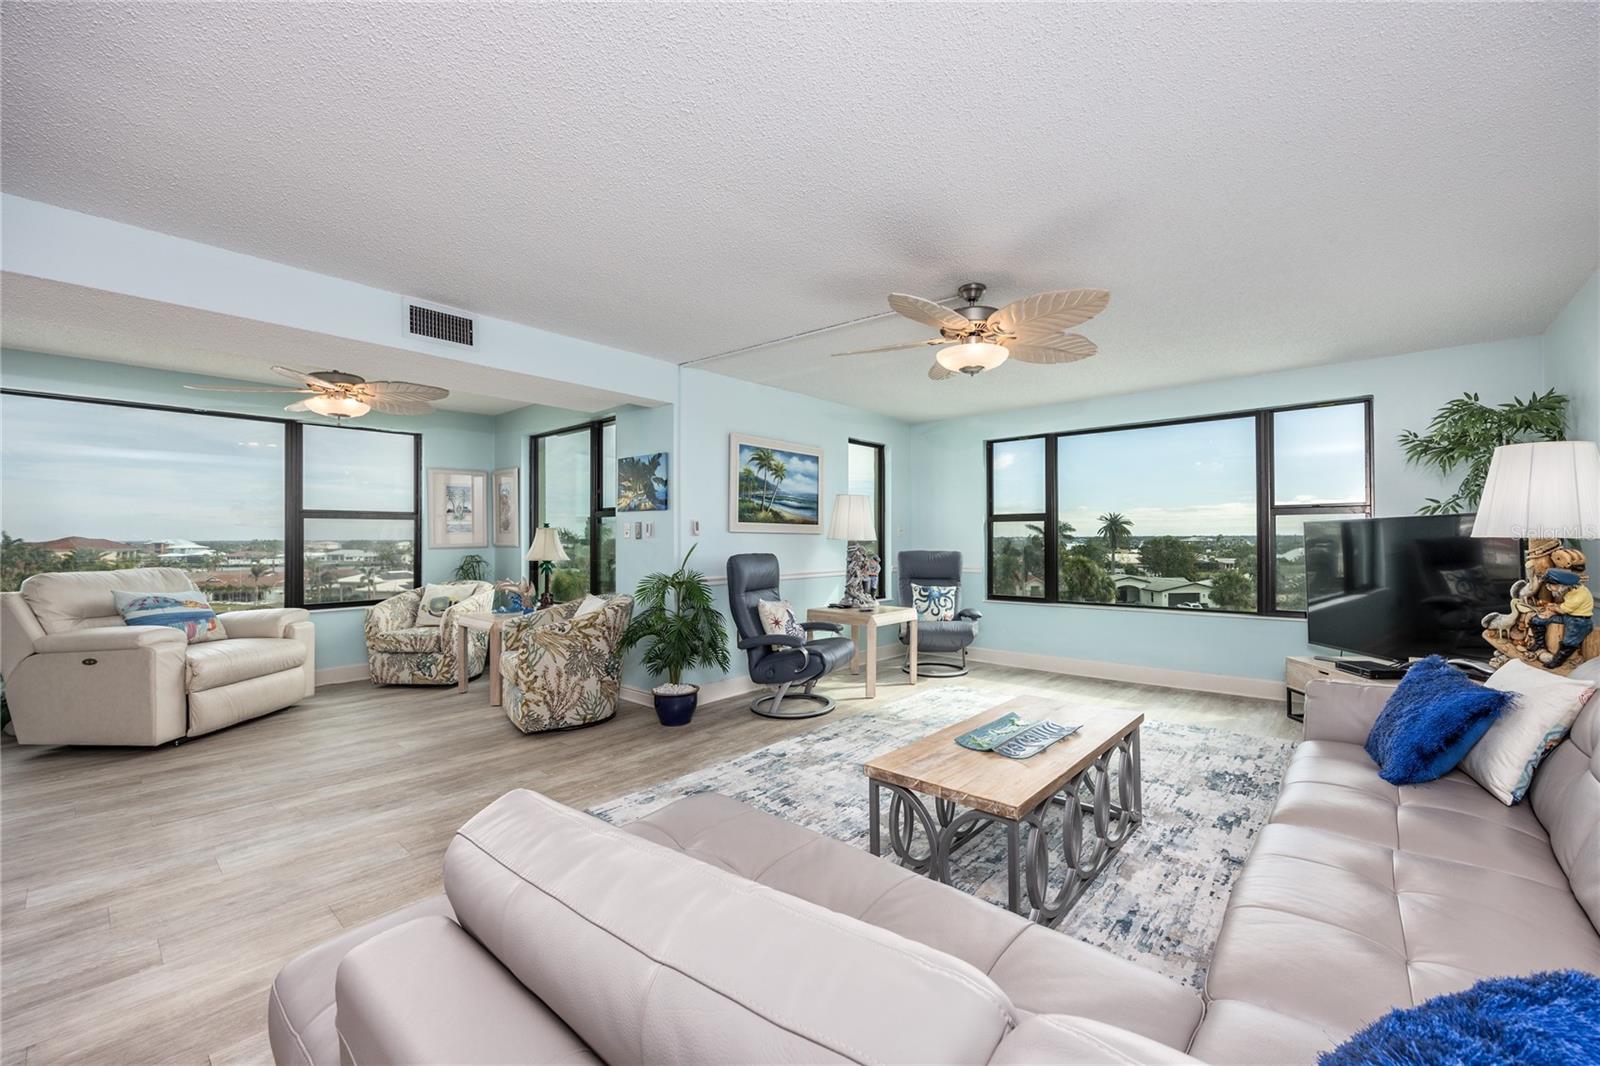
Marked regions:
[622,639,906,707]
[315,663,371,686]
[963,647,1282,702]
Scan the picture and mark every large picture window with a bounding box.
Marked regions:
[1,390,421,609]
[985,399,1371,616]
[531,418,616,600]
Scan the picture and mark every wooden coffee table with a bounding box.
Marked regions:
[863,695,1143,925]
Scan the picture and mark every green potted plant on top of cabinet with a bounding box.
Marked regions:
[618,546,731,726]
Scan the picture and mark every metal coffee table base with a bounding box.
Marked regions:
[868,727,1141,926]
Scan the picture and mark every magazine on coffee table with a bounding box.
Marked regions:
[955,713,1080,760]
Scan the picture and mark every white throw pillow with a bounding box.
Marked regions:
[1461,659,1597,805]
[414,582,482,627]
[573,593,607,619]
[756,598,804,651]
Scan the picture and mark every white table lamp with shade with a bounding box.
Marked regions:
[525,526,570,610]
[1471,439,1600,671]
[828,493,880,610]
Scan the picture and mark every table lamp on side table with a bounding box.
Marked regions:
[828,493,880,610]
[525,526,570,610]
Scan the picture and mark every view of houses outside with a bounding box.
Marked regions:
[0,393,416,606]
[991,404,1366,614]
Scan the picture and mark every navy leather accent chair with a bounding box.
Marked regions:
[727,553,856,718]
[898,550,981,677]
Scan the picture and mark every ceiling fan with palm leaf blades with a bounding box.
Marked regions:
[182,367,450,421]
[830,282,1109,380]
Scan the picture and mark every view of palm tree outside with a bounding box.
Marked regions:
[0,394,417,605]
[990,404,1367,613]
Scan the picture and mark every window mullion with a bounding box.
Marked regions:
[286,421,304,609]
[1044,436,1059,602]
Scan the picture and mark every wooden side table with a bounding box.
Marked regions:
[804,603,917,699]
[1284,655,1402,722]
[455,611,515,705]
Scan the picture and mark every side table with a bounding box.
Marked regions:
[455,611,516,705]
[804,603,918,698]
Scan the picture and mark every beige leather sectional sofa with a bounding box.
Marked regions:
[269,668,1600,1064]
[2,568,315,745]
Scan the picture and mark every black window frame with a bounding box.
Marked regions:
[984,397,1373,617]
[0,388,423,611]
[529,417,617,596]
[847,437,888,585]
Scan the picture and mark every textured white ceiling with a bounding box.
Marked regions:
[2,2,1595,422]
[0,274,634,416]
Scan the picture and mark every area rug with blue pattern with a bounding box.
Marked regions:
[590,684,1295,991]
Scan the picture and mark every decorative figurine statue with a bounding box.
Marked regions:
[1481,539,1595,675]
[842,543,881,610]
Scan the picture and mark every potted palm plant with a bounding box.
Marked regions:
[618,546,731,726]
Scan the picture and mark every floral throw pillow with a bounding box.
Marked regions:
[112,589,225,643]
[757,598,804,651]
[911,583,958,622]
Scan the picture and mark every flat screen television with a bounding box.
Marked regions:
[1304,514,1523,663]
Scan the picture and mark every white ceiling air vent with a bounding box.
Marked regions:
[408,303,474,346]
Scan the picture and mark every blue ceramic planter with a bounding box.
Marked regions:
[653,687,699,727]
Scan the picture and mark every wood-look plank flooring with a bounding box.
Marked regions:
[0,660,1296,1065]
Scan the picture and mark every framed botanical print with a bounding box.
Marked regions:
[728,433,823,534]
[492,468,520,547]
[428,468,488,548]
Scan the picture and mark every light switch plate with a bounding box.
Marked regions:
[622,523,633,539]
[643,522,654,539]
[691,519,700,536]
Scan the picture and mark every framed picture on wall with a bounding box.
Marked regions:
[492,468,520,547]
[728,433,823,534]
[617,452,668,512]
[428,468,488,548]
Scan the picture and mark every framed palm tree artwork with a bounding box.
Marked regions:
[728,433,823,534]
[618,453,669,512]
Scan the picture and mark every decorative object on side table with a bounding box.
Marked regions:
[618,545,731,726]
[618,452,669,511]
[427,468,488,548]
[827,493,879,609]
[1472,440,1600,675]
[492,468,520,547]
[524,526,569,610]
[728,433,824,533]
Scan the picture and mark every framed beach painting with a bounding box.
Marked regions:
[728,433,823,534]
[428,468,488,548]
[617,452,669,512]
[492,468,520,547]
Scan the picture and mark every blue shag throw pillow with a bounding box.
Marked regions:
[1364,655,1512,785]
[1320,970,1600,1066]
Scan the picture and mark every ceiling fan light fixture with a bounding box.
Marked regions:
[304,393,371,419]
[936,339,1009,376]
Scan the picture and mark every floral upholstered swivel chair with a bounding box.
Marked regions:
[500,593,633,733]
[364,582,494,686]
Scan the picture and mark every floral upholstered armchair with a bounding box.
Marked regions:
[364,581,494,686]
[500,594,633,733]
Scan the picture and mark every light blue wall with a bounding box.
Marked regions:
[672,368,915,688]
[1,348,498,669]
[1542,270,1600,560]
[901,336,1545,685]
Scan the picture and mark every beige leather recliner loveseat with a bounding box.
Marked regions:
[2,568,315,746]
[268,665,1600,1064]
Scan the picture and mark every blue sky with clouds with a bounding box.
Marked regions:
[2,394,284,541]
[993,403,1366,537]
